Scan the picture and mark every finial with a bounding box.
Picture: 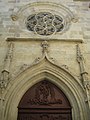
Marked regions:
[41,40,49,54]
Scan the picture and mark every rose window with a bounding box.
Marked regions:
[26,12,64,36]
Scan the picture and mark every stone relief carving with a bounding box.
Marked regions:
[84,80,90,103]
[0,42,14,91]
[32,40,50,64]
[11,14,18,21]
[13,40,56,78]
[41,40,49,53]
[61,65,69,70]
[11,63,30,80]
[34,41,69,70]
[84,80,90,91]
[76,44,90,106]
[76,44,88,83]
[33,40,57,64]
[19,64,29,72]
[26,12,64,36]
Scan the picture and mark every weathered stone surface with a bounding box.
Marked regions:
[0,0,90,120]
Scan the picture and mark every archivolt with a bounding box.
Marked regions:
[4,58,88,120]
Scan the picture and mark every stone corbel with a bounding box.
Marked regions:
[76,44,90,107]
[0,42,14,91]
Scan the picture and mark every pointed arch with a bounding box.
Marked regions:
[4,58,89,120]
[17,80,72,120]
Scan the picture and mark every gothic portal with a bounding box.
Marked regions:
[0,1,90,120]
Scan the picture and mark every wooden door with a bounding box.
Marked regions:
[17,80,72,120]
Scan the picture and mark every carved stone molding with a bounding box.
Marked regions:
[0,42,14,91]
[7,37,83,43]
[0,97,5,120]
[1,42,89,120]
[76,44,90,107]
[76,44,88,83]
[11,2,77,35]
[11,40,72,82]
[84,80,90,91]
[0,70,9,90]
[4,52,89,120]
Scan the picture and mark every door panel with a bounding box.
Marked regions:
[17,80,72,120]
[18,113,71,120]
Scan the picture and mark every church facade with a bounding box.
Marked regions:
[0,0,90,120]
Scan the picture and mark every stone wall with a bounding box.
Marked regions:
[0,0,90,70]
[0,0,90,120]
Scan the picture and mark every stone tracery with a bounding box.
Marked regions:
[26,12,64,35]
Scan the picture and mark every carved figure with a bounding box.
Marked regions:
[29,81,62,105]
[41,40,49,53]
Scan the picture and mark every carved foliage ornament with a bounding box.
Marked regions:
[26,12,64,36]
